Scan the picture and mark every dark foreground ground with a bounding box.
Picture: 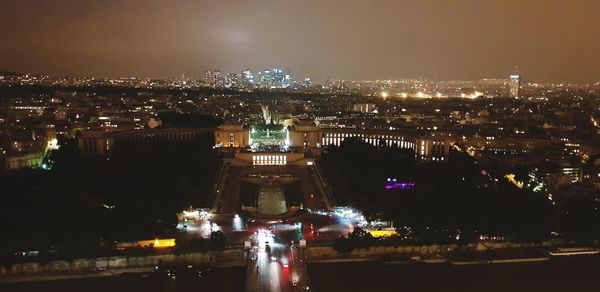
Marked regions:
[2,256,600,292]
[309,256,600,292]
[1,267,246,292]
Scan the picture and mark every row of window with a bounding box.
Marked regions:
[322,136,414,149]
[324,133,406,140]
[252,155,287,165]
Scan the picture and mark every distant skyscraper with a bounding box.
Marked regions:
[205,69,223,87]
[323,75,332,90]
[224,73,240,88]
[509,74,520,98]
[302,77,312,88]
[241,69,254,87]
[283,72,293,88]
[258,70,272,88]
[272,68,284,88]
[257,68,292,89]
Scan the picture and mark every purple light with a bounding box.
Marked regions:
[385,181,415,190]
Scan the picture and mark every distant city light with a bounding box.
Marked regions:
[385,179,415,190]
[211,222,220,232]
[233,214,243,231]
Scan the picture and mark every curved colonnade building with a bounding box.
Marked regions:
[79,121,452,161]
[78,127,215,157]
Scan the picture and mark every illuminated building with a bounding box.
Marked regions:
[288,120,322,148]
[257,68,292,89]
[509,74,520,98]
[78,128,214,157]
[528,166,582,192]
[3,150,46,170]
[367,229,399,238]
[116,238,176,249]
[283,72,293,88]
[224,73,240,88]
[214,122,250,148]
[241,69,255,87]
[205,69,223,87]
[79,120,452,160]
[414,139,450,161]
[301,77,312,88]
[352,103,376,113]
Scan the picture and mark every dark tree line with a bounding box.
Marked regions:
[158,112,222,128]
[0,133,219,262]
[321,138,562,244]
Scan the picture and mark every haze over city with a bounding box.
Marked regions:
[2,1,600,292]
[2,0,600,81]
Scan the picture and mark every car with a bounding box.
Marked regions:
[281,257,289,268]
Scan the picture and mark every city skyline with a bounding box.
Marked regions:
[1,65,530,83]
[2,1,600,291]
[2,0,600,81]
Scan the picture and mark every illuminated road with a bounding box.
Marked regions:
[289,244,310,291]
[246,230,310,292]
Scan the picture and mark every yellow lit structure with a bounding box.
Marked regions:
[504,174,524,189]
[367,229,399,238]
[117,238,176,249]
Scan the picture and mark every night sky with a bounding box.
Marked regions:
[1,0,599,81]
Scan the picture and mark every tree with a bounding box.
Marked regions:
[210,230,227,251]
[332,237,354,254]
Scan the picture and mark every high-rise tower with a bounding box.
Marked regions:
[509,74,520,98]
